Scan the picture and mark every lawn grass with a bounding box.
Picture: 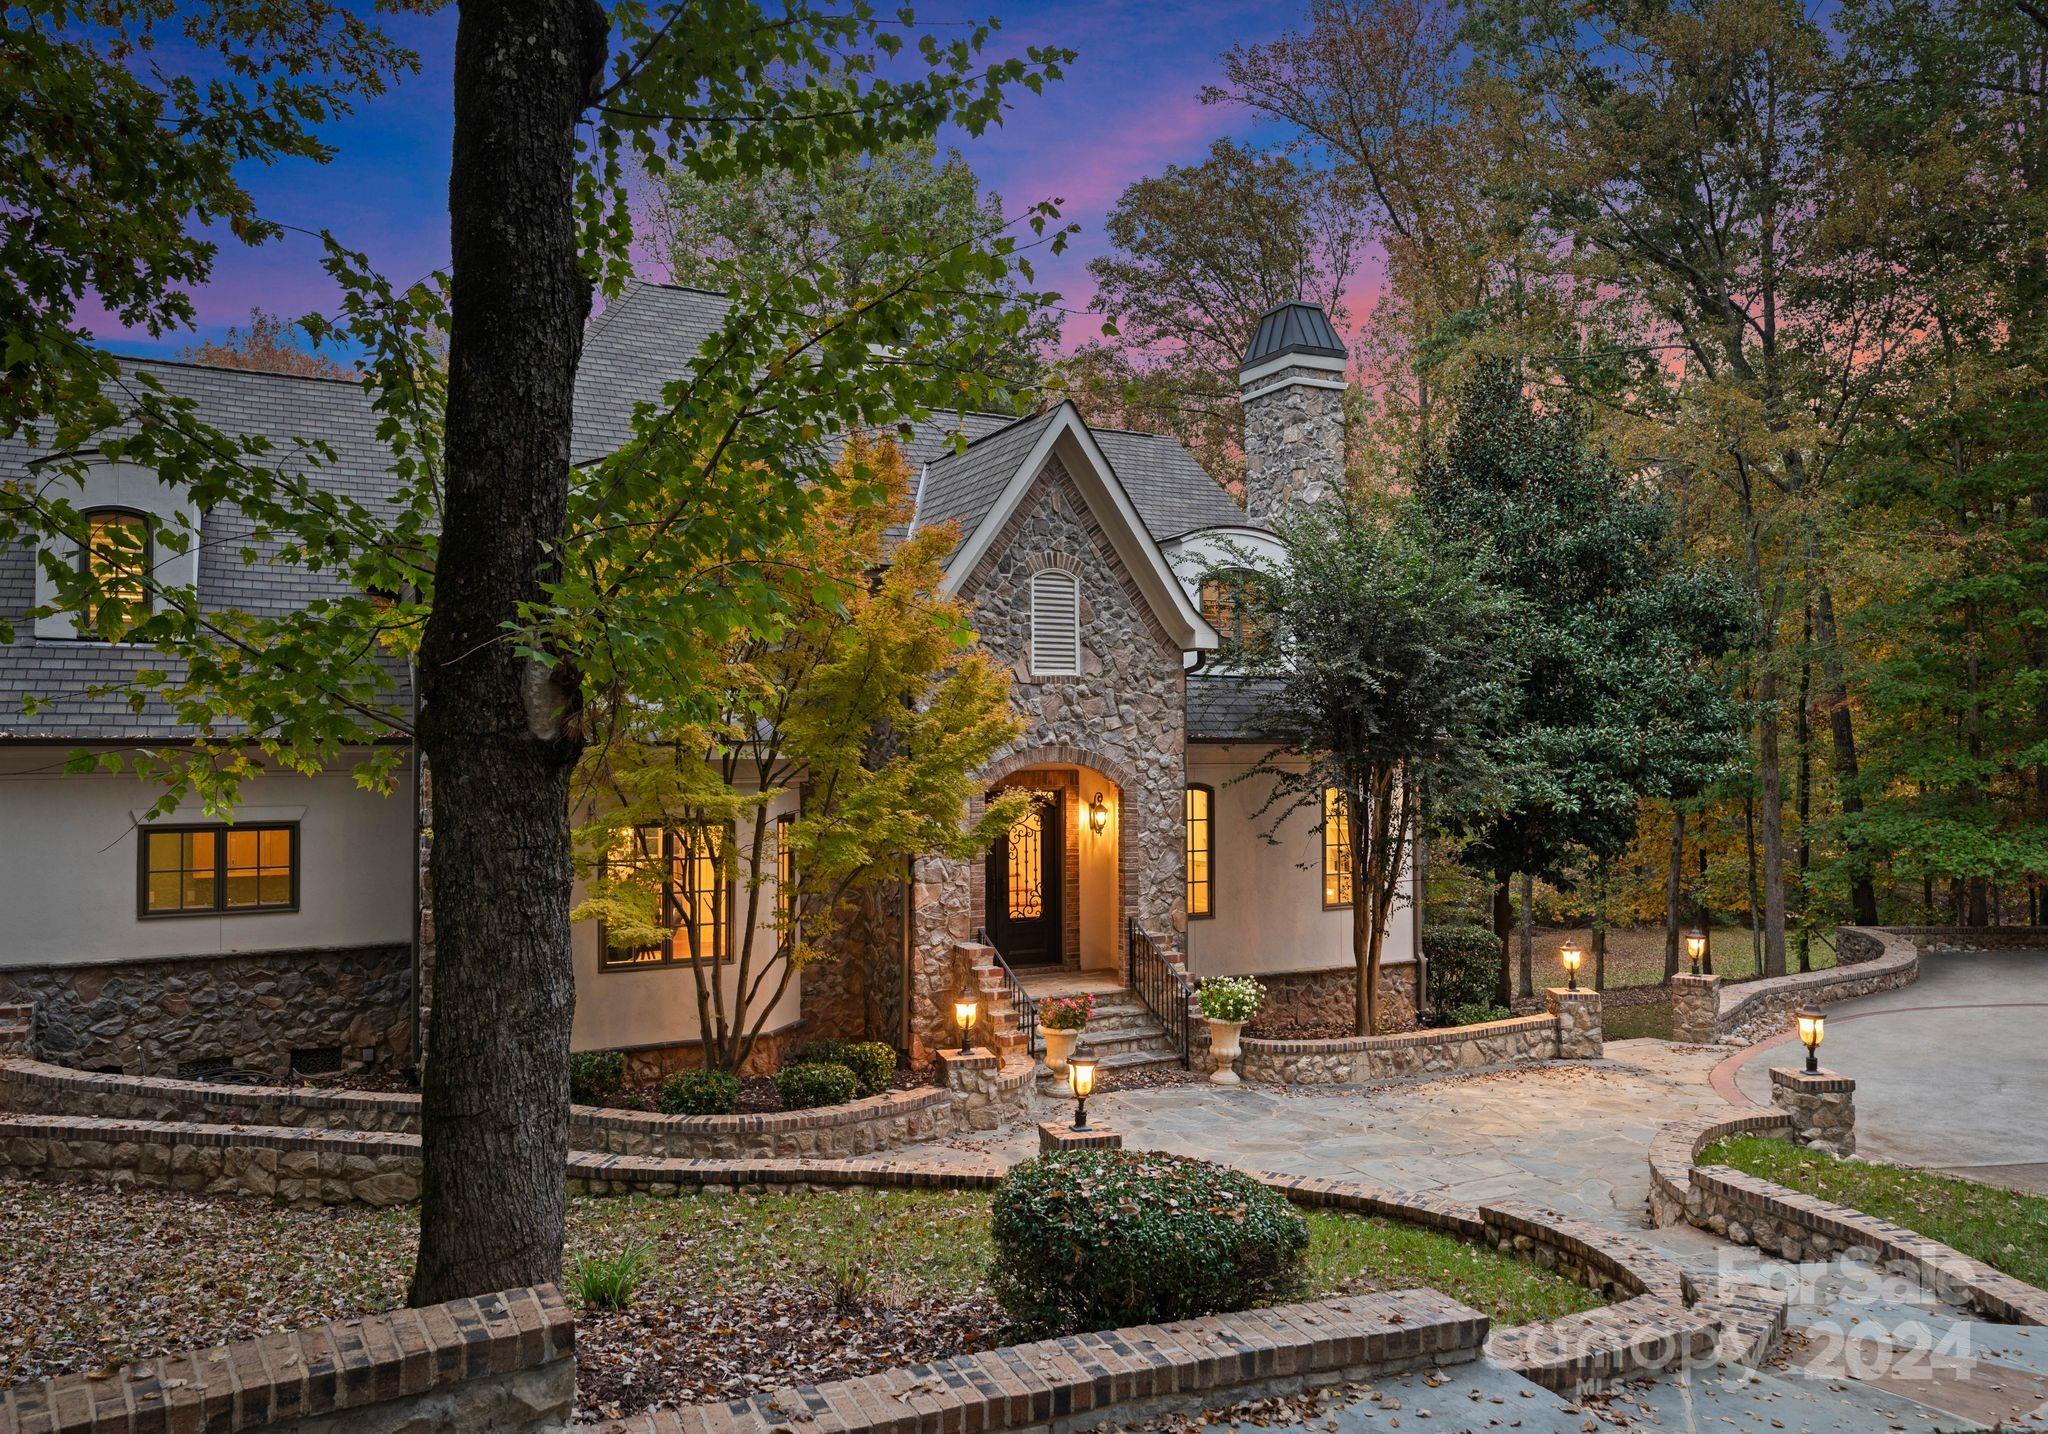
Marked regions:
[1601,1001,1676,1042]
[1298,1209,1605,1324]
[1701,1136,2048,1292]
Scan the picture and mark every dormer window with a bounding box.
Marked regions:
[80,508,152,635]
[1029,569,1081,677]
[1199,567,1267,659]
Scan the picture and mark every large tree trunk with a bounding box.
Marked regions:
[1812,586,1877,924]
[409,0,606,1307]
[1663,806,1685,981]
[1753,674,1790,977]
[1517,870,1535,999]
[1795,598,1813,973]
[1492,867,1513,1007]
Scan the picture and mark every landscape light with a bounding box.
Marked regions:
[1685,927,1708,976]
[1794,1005,1825,1074]
[1559,939,1584,991]
[1067,1046,1098,1130]
[954,996,979,1055]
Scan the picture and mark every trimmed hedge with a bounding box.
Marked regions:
[795,1039,897,1097]
[776,1061,859,1110]
[656,1069,739,1116]
[569,1050,626,1106]
[1424,922,1499,1013]
[990,1150,1309,1338]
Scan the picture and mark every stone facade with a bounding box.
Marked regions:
[1245,964,1420,1036]
[0,1284,574,1433]
[1544,987,1604,1059]
[904,455,1190,1060]
[1238,1011,1565,1085]
[0,943,411,1078]
[1768,1067,1856,1157]
[1241,363,1345,525]
[1669,972,1721,1044]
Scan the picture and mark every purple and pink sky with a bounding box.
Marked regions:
[99,1,1380,362]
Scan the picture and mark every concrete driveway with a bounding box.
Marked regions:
[1729,947,2048,1192]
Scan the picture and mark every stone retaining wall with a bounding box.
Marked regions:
[0,943,412,1078]
[1238,1011,1564,1085]
[1647,1109,2048,1327]
[0,1048,1038,1161]
[0,1285,573,1432]
[606,1289,1485,1434]
[1714,926,1919,1044]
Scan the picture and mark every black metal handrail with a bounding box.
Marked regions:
[975,927,1040,1059]
[1126,919,1193,1068]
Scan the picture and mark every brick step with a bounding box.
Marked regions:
[0,1005,30,1022]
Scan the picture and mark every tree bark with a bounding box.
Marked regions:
[1517,870,1535,1000]
[1811,586,1877,924]
[1492,867,1513,1007]
[409,0,607,1307]
[1795,598,1813,973]
[1663,806,1685,981]
[1753,676,1790,977]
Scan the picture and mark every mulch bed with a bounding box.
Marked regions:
[596,1064,941,1116]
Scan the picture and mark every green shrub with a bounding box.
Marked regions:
[776,1061,859,1110]
[568,1050,626,1106]
[1424,923,1499,1013]
[990,1150,1309,1338]
[656,1069,739,1116]
[1445,1001,1511,1027]
[797,1039,896,1096]
[568,1240,655,1310]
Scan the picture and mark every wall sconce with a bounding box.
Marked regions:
[1559,939,1584,991]
[1067,1044,1098,1129]
[1684,927,1708,976]
[1088,791,1109,836]
[1794,1004,1825,1074]
[954,996,979,1055]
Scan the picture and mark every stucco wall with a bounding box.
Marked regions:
[0,748,413,965]
[1182,745,1416,981]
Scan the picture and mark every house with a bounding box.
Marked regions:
[0,289,1418,1080]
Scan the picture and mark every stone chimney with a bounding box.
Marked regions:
[1238,301,1347,526]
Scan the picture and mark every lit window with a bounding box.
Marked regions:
[601,825,726,968]
[1185,785,1214,919]
[141,824,297,916]
[775,813,797,933]
[81,509,151,634]
[1199,568,1265,658]
[1005,805,1045,918]
[1029,569,1081,676]
[1322,789,1353,909]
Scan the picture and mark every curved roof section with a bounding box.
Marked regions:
[1239,301,1347,375]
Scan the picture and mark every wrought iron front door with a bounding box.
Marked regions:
[987,791,1062,966]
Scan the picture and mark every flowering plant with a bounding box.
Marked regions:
[1039,993,1094,1032]
[1195,976,1265,1024]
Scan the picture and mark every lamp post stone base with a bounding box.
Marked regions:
[1671,973,1723,1044]
[1039,1122,1122,1152]
[1770,1066,1856,1157]
[1544,987,1604,1059]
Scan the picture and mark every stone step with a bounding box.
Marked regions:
[1062,1025,1179,1058]
[1039,1046,1190,1087]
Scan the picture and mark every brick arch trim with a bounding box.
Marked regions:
[983,743,1142,796]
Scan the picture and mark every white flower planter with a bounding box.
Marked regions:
[1206,1018,1245,1084]
[1042,1026,1081,1071]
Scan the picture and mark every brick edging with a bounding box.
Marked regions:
[0,1285,574,1433]
[1646,1108,2048,1327]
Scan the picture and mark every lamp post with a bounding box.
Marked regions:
[1684,927,1708,976]
[1067,1045,1098,1130]
[1559,938,1584,992]
[1088,791,1109,836]
[954,996,979,1055]
[1794,1004,1825,1074]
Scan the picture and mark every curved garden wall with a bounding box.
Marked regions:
[1239,989,1601,1085]
[0,1047,1037,1161]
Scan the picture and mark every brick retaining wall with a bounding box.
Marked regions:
[0,1285,573,1432]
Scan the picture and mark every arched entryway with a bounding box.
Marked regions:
[982,761,1124,973]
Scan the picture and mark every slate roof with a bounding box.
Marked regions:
[2,280,1249,741]
[1186,675,1289,743]
[1240,301,1347,374]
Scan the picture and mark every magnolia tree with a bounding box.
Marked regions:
[6,0,1070,1303]
[1245,495,1517,1035]
[570,437,1027,1073]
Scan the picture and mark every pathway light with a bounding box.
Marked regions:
[1685,927,1708,976]
[1068,1044,1098,1130]
[954,996,979,1055]
[1559,939,1584,991]
[1794,1004,1825,1074]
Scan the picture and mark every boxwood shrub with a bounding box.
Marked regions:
[776,1061,859,1110]
[656,1069,739,1116]
[568,1050,625,1106]
[795,1039,897,1097]
[990,1150,1309,1338]
[1424,923,1499,1013]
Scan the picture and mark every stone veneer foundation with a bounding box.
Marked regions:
[0,943,411,1078]
[1238,991,1602,1085]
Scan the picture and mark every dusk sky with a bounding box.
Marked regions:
[99,1,1377,363]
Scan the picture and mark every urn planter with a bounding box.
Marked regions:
[1042,1026,1081,1072]
[1206,1019,1245,1084]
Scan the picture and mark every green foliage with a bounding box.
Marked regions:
[1193,976,1266,1024]
[569,1051,626,1107]
[1444,1002,1511,1028]
[567,1240,656,1311]
[656,1070,739,1117]
[1423,924,1499,1013]
[990,1151,1310,1339]
[775,1062,859,1110]
[794,1040,896,1097]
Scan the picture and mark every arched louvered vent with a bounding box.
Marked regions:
[1029,568,1081,677]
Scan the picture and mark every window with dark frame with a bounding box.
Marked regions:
[140,823,298,917]
[600,824,727,969]
[1185,785,1214,919]
[1322,788,1353,909]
